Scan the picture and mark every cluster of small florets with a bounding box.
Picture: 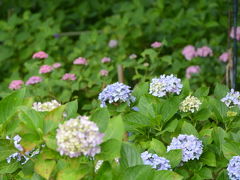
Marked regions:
[179,95,201,113]
[62,73,77,81]
[149,74,183,97]
[26,76,43,85]
[9,80,24,90]
[141,151,171,170]
[98,82,135,107]
[6,135,40,164]
[56,116,104,157]
[221,89,240,108]
[167,134,203,162]
[227,156,240,180]
[32,100,61,112]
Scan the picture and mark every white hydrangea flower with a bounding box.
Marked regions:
[56,116,104,158]
[32,100,61,112]
[179,95,201,113]
[221,89,240,107]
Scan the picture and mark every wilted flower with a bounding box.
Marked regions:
[221,89,240,107]
[219,52,230,62]
[100,70,109,76]
[149,74,183,97]
[179,95,201,113]
[186,66,200,79]
[39,65,53,74]
[6,135,40,164]
[56,116,104,157]
[151,41,162,48]
[129,54,137,59]
[108,39,118,48]
[26,76,42,85]
[227,156,240,180]
[196,46,213,57]
[230,27,240,41]
[9,80,24,90]
[167,134,203,162]
[52,62,62,69]
[182,45,196,60]
[73,57,88,65]
[32,100,61,112]
[62,73,76,81]
[98,82,135,107]
[101,57,111,63]
[141,151,171,170]
[32,51,48,59]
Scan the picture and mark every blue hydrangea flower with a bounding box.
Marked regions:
[141,151,171,170]
[221,89,240,107]
[227,156,240,180]
[167,134,203,162]
[149,74,183,97]
[98,82,135,107]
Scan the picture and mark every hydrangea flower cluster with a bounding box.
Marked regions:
[141,151,171,170]
[151,41,162,48]
[62,73,76,81]
[101,57,111,63]
[230,27,240,41]
[182,45,196,60]
[227,156,240,180]
[32,51,48,59]
[99,69,109,76]
[221,89,240,107]
[196,46,213,57]
[108,39,118,48]
[98,82,135,107]
[9,80,24,90]
[73,57,88,65]
[52,62,62,69]
[186,66,200,79]
[219,52,230,62]
[129,54,137,59]
[167,134,203,162]
[32,100,61,112]
[149,74,183,97]
[26,76,43,85]
[179,95,201,113]
[39,65,53,74]
[6,135,40,164]
[56,116,104,157]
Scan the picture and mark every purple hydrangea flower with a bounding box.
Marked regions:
[221,89,240,107]
[98,82,135,107]
[167,134,203,162]
[149,74,183,97]
[227,156,240,180]
[141,151,171,170]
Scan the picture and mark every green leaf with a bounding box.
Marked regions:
[64,100,78,119]
[120,142,142,169]
[103,116,124,142]
[194,108,211,121]
[119,165,154,180]
[163,119,178,133]
[153,170,183,180]
[91,108,110,132]
[201,151,216,167]
[194,87,209,97]
[199,167,213,179]
[214,83,229,99]
[132,82,149,99]
[138,96,155,118]
[95,162,112,180]
[34,159,56,180]
[0,139,17,161]
[159,97,180,122]
[222,142,240,160]
[149,138,166,156]
[212,127,228,152]
[57,168,87,180]
[0,161,20,174]
[96,139,121,161]
[164,149,182,168]
[123,112,150,131]
[0,88,25,124]
[181,121,198,137]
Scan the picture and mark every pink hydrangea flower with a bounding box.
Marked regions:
[230,27,240,41]
[73,57,88,65]
[186,66,200,79]
[52,63,62,69]
[151,41,162,48]
[62,73,76,81]
[196,46,213,57]
[219,52,230,62]
[39,65,53,74]
[182,45,196,60]
[129,54,137,59]
[101,57,111,63]
[100,70,109,76]
[26,76,43,85]
[32,51,48,59]
[108,40,118,48]
[9,80,24,90]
